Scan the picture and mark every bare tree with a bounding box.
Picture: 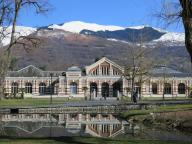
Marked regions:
[158,0,192,63]
[123,41,153,101]
[0,0,50,99]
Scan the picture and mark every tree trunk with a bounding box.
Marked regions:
[180,0,192,63]
[183,17,192,63]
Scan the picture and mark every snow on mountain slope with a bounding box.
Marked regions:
[49,21,183,43]
[0,26,36,46]
[48,21,125,33]
[153,32,185,42]
[0,21,185,47]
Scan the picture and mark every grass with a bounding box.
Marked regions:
[0,97,84,108]
[121,96,192,102]
[120,104,192,119]
[0,97,191,108]
[0,137,192,144]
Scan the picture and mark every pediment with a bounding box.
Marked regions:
[16,65,44,77]
[100,61,110,66]
[86,57,124,75]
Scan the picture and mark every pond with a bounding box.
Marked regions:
[0,113,192,142]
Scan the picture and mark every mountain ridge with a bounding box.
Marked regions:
[0,21,185,47]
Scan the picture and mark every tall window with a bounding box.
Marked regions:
[25,82,32,94]
[54,83,59,94]
[90,82,97,97]
[164,83,171,94]
[70,82,77,94]
[101,67,109,75]
[152,83,158,94]
[92,68,99,76]
[178,83,186,94]
[101,82,109,98]
[11,82,19,94]
[113,69,119,75]
[113,82,122,97]
[39,82,46,95]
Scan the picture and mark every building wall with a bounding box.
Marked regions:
[4,75,192,98]
[4,57,192,99]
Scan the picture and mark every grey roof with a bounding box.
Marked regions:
[150,66,192,77]
[67,66,81,72]
[7,65,64,77]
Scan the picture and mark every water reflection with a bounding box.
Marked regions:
[0,113,192,142]
[0,113,128,138]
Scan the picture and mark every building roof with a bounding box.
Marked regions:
[150,66,192,77]
[6,59,192,78]
[7,65,63,77]
[67,66,81,72]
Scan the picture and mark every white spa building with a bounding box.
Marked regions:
[4,57,192,99]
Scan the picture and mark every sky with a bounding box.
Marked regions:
[18,0,184,32]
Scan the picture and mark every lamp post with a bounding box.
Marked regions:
[49,72,53,138]
[162,65,166,100]
[50,73,53,105]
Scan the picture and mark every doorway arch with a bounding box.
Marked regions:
[101,82,109,98]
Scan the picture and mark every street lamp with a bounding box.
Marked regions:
[50,73,53,105]
[49,72,53,138]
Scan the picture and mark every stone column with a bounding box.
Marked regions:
[158,81,163,95]
[98,80,102,98]
[109,124,112,136]
[58,76,65,96]
[86,80,90,99]
[109,83,113,97]
[79,79,83,95]
[148,80,151,96]
[141,82,147,97]
[172,79,177,97]
[109,64,113,76]
[99,64,101,76]
[186,80,190,97]
[32,80,38,96]
[8,80,11,94]
[66,80,70,95]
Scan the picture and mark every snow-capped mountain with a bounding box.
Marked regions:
[48,21,185,44]
[0,21,185,47]
[48,21,125,33]
[0,26,36,46]
[153,32,185,43]
[3,21,189,73]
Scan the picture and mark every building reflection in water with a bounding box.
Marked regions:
[0,113,128,138]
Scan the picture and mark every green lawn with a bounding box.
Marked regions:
[120,104,192,119]
[0,137,192,144]
[0,96,191,107]
[121,96,192,102]
[0,97,84,108]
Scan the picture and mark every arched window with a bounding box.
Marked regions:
[113,82,122,97]
[39,82,46,95]
[101,82,109,98]
[152,83,158,94]
[178,83,186,94]
[53,83,59,94]
[70,82,77,94]
[90,82,97,98]
[164,83,171,94]
[11,82,19,94]
[25,82,32,94]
